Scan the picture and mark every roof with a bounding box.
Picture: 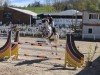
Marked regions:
[9,7,37,17]
[43,9,82,16]
[83,10,100,13]
[58,9,82,15]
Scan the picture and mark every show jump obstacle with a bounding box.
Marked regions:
[11,31,19,58]
[64,34,84,68]
[0,31,19,59]
[0,31,11,59]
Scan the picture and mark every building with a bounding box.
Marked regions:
[37,9,82,28]
[82,11,100,40]
[0,7,37,25]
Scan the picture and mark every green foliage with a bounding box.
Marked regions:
[53,2,68,11]
[52,0,100,11]
[87,43,98,62]
[72,0,100,11]
[24,6,55,14]
[13,0,100,13]
[0,7,4,10]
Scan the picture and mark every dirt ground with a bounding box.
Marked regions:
[0,37,100,75]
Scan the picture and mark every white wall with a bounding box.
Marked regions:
[0,25,40,37]
[54,18,82,27]
[82,25,100,39]
[83,11,100,24]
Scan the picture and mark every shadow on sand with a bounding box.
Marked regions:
[46,64,76,71]
[15,58,49,66]
[76,56,100,75]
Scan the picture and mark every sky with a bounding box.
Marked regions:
[10,0,45,7]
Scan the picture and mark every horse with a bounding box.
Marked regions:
[39,19,59,55]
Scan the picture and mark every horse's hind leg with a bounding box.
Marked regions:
[51,45,57,55]
[55,46,58,55]
[55,38,59,55]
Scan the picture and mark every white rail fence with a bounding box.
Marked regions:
[0,25,70,38]
[82,34,100,40]
[0,25,41,37]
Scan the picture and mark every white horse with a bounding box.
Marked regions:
[40,19,59,55]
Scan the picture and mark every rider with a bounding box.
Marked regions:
[47,14,56,35]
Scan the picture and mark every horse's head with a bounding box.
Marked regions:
[39,19,52,38]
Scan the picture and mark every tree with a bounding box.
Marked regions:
[27,1,42,7]
[27,4,31,7]
[69,0,100,11]
[0,0,5,6]
[85,0,100,11]
[53,1,68,11]
[3,0,10,7]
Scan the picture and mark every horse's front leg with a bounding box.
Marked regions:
[48,40,53,55]
[51,44,54,55]
[50,42,54,55]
